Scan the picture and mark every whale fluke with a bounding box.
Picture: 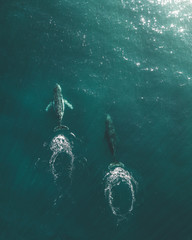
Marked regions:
[54,125,69,132]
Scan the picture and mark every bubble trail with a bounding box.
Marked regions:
[49,134,74,181]
[104,163,137,219]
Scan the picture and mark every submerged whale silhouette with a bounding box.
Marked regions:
[105,114,118,163]
[46,83,73,131]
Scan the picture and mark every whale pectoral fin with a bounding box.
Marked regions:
[64,99,73,110]
[46,102,53,112]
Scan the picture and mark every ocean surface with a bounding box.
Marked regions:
[1,0,192,239]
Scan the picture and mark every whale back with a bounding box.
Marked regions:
[105,114,117,159]
[53,84,64,122]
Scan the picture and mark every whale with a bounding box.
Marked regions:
[105,114,118,163]
[46,83,73,131]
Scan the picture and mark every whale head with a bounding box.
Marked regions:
[54,83,62,94]
[106,114,112,125]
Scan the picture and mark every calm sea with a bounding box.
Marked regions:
[1,0,192,239]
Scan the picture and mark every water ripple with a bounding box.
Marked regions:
[104,163,137,220]
[50,134,74,181]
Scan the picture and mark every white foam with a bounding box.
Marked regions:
[49,134,74,181]
[104,165,137,219]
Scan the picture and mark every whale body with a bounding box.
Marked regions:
[105,114,118,163]
[46,83,73,131]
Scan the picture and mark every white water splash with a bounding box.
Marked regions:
[104,163,137,219]
[49,134,74,181]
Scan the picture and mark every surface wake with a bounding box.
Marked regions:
[49,134,74,181]
[104,163,137,220]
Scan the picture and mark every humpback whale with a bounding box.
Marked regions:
[105,114,118,163]
[46,83,73,131]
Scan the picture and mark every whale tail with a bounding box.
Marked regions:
[54,125,69,132]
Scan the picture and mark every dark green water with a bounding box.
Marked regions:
[1,0,192,239]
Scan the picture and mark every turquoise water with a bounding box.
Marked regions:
[1,0,192,239]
